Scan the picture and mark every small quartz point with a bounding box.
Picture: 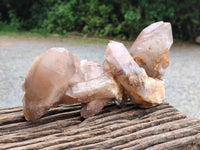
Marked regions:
[64,60,123,118]
[81,99,111,118]
[130,21,173,79]
[105,41,165,107]
[22,48,77,121]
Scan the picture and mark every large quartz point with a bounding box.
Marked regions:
[105,41,165,107]
[64,60,123,118]
[22,48,77,121]
[130,21,173,79]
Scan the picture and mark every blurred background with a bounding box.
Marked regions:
[0,0,199,41]
[0,0,200,118]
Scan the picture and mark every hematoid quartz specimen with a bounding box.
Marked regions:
[22,21,173,121]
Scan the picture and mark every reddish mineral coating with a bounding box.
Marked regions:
[105,41,165,107]
[22,48,77,121]
[130,21,173,79]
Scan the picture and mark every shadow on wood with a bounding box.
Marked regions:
[0,103,199,150]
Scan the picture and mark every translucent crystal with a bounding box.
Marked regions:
[105,41,165,107]
[22,48,77,121]
[64,60,123,118]
[130,21,173,79]
[68,75,122,102]
[81,99,111,118]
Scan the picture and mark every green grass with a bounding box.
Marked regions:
[0,30,110,45]
[1,25,190,48]
[0,23,132,46]
[0,30,46,38]
[0,23,49,38]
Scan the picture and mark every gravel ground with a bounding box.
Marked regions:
[0,36,199,118]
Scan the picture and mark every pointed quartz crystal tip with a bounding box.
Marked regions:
[105,41,165,107]
[22,48,77,121]
[130,21,173,79]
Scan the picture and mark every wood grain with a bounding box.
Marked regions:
[0,102,199,150]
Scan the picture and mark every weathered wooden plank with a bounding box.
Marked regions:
[0,114,185,149]
[0,106,22,115]
[0,102,199,150]
[146,133,200,150]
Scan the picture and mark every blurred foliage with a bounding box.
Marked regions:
[0,0,199,41]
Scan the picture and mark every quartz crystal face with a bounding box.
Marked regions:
[130,21,173,79]
[64,60,123,118]
[22,48,77,121]
[105,41,165,107]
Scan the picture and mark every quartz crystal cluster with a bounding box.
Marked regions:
[22,21,173,121]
